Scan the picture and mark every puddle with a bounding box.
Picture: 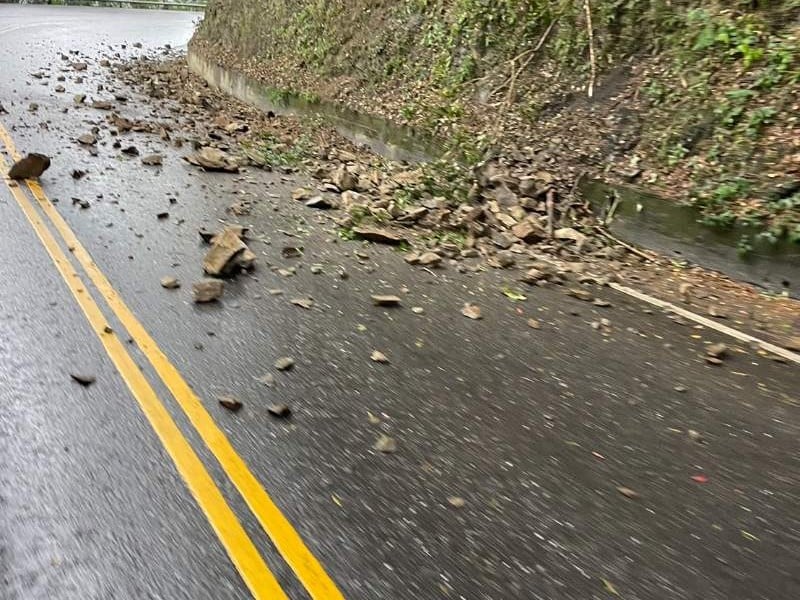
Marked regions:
[187,51,440,163]
[581,179,800,296]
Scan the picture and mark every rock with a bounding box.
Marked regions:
[281,245,303,259]
[370,350,389,363]
[141,154,163,166]
[493,251,516,269]
[218,396,243,412]
[7,153,51,179]
[185,147,239,172]
[291,187,312,201]
[447,496,466,508]
[520,268,548,284]
[396,207,428,223]
[256,373,275,387]
[192,279,224,302]
[371,295,401,307]
[373,434,397,454]
[706,343,728,358]
[160,276,180,289]
[91,100,114,110]
[568,288,594,302]
[340,190,368,208]
[121,145,140,156]
[156,212,169,220]
[491,183,518,207]
[492,233,516,249]
[617,486,639,499]
[268,403,292,418]
[417,252,442,267]
[310,264,323,274]
[353,226,408,245]
[688,429,703,443]
[54,84,65,93]
[70,373,96,386]
[705,356,724,366]
[305,196,335,209]
[412,306,425,315]
[593,299,612,307]
[203,227,248,277]
[461,303,482,320]
[513,219,542,245]
[527,318,541,329]
[496,213,518,228]
[71,169,86,180]
[198,228,216,244]
[554,227,587,250]
[333,165,358,191]
[72,61,88,71]
[236,248,257,271]
[73,93,86,105]
[290,296,314,310]
[274,356,295,371]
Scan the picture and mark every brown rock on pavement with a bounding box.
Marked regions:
[192,279,224,303]
[185,147,240,172]
[371,295,402,307]
[8,153,51,180]
[218,396,243,412]
[202,227,248,277]
[353,226,409,245]
[160,276,180,289]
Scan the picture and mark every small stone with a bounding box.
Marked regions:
[54,84,65,93]
[494,251,515,269]
[617,486,639,499]
[268,403,292,418]
[281,245,303,259]
[291,187,312,201]
[371,295,401,307]
[417,252,442,267]
[511,221,545,243]
[141,154,163,166]
[290,296,314,310]
[527,318,541,329]
[593,299,612,307]
[310,264,323,274]
[305,196,334,209]
[706,343,728,358]
[370,350,389,363]
[353,227,408,245]
[192,279,224,303]
[705,356,724,366]
[688,429,703,442]
[568,288,594,302]
[447,496,466,508]
[373,434,397,454]
[70,373,96,386]
[256,373,275,387]
[78,133,97,146]
[218,396,242,412]
[461,303,482,320]
[274,357,295,371]
[160,276,180,289]
[674,385,687,393]
[411,306,425,315]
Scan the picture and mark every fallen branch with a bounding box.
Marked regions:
[491,17,559,102]
[584,0,596,98]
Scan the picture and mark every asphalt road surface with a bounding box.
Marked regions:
[1,5,799,600]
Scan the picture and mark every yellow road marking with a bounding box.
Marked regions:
[0,123,346,600]
[0,155,288,600]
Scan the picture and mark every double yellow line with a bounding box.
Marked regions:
[0,122,344,600]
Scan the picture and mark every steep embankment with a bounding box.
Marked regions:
[193,1,800,248]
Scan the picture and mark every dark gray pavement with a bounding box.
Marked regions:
[1,5,799,600]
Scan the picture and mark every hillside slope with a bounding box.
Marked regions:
[194,1,800,246]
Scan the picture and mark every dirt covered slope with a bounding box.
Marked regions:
[193,1,800,248]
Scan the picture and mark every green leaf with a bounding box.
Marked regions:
[502,288,527,302]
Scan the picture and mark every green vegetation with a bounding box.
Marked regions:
[198,1,800,244]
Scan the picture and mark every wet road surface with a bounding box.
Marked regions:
[1,5,799,600]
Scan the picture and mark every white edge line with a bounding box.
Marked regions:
[609,282,800,366]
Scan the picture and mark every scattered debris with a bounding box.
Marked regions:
[706,343,728,358]
[141,153,163,166]
[353,226,409,245]
[77,133,97,145]
[447,496,466,508]
[527,318,541,329]
[202,226,251,277]
[290,296,314,310]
